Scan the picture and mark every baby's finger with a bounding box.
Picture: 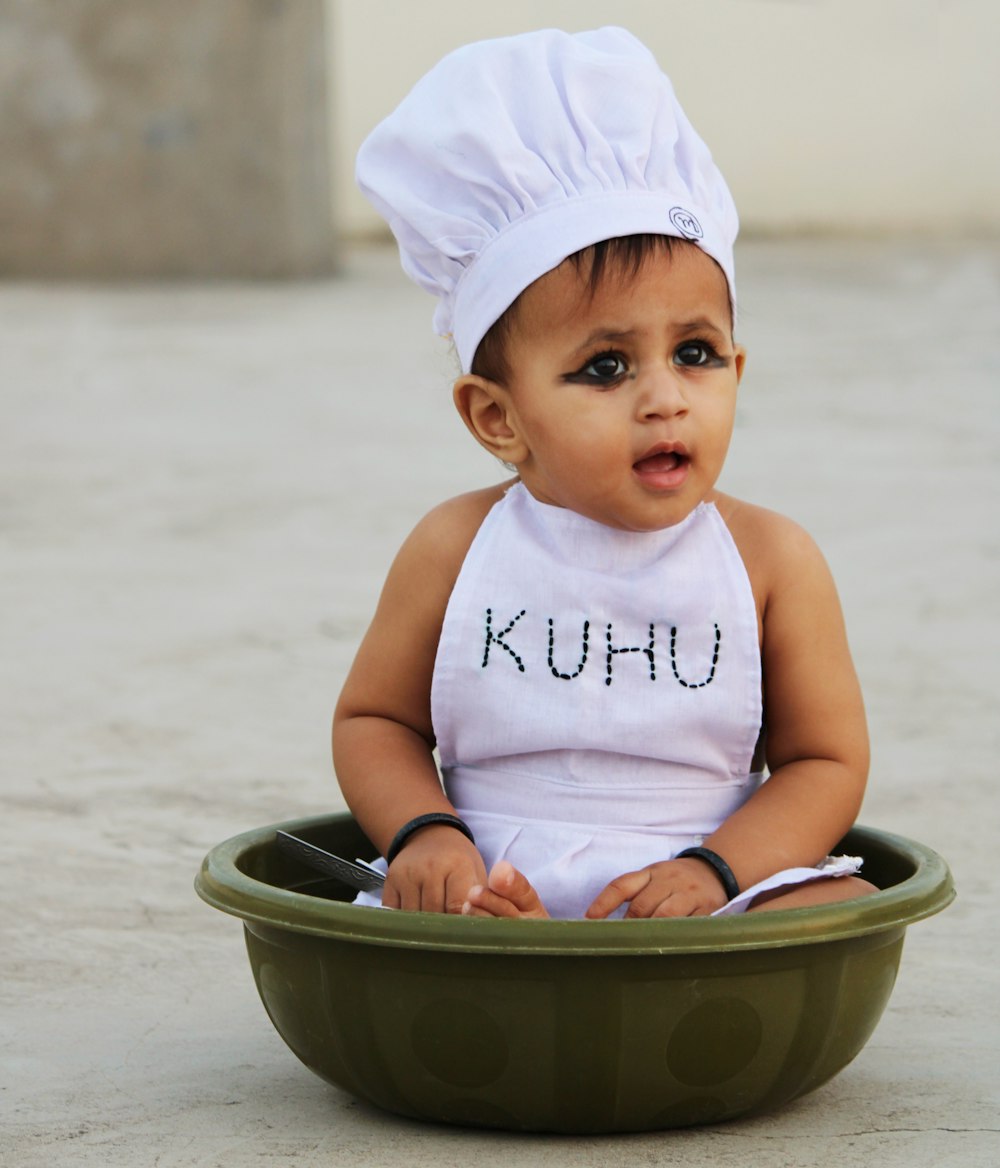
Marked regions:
[444,871,479,915]
[486,861,548,916]
[622,876,693,918]
[418,881,448,914]
[396,880,424,912]
[629,889,694,919]
[462,883,521,918]
[585,869,651,919]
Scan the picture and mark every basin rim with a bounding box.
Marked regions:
[195,816,954,956]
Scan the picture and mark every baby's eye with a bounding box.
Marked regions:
[569,351,629,385]
[674,341,721,367]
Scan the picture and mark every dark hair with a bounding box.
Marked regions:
[470,234,679,384]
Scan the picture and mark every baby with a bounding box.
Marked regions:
[333,28,875,920]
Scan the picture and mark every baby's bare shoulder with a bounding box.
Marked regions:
[712,493,833,604]
[391,480,512,596]
[715,493,816,551]
[363,481,513,659]
[410,481,509,552]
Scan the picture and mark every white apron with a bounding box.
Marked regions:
[357,484,859,916]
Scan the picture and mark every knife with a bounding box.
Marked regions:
[275,830,386,893]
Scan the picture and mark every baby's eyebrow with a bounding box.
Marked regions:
[568,316,729,358]
[569,327,636,356]
[674,317,728,336]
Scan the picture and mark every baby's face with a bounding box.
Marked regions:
[499,243,745,532]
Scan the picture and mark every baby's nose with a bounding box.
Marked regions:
[636,368,687,418]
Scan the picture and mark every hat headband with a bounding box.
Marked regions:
[447,191,734,373]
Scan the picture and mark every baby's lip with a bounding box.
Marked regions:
[633,442,690,472]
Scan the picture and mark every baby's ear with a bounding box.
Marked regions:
[733,344,747,385]
[453,375,529,464]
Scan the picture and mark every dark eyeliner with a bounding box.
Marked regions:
[674,338,727,367]
[563,350,630,386]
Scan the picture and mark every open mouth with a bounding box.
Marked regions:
[632,446,691,489]
[633,450,688,474]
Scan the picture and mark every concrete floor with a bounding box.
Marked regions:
[3,240,998,1166]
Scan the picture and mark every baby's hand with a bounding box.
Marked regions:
[462,860,551,919]
[586,858,729,919]
[383,826,487,914]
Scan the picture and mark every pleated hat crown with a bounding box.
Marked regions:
[356,27,738,372]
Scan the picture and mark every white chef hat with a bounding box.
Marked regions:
[356,27,738,373]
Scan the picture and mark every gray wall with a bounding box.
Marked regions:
[332,0,1000,237]
[1,0,335,277]
[3,0,996,279]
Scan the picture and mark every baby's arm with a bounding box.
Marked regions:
[333,489,502,912]
[588,503,870,919]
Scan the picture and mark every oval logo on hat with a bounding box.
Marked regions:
[669,207,703,240]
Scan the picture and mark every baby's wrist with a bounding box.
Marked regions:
[386,813,476,864]
[675,846,740,901]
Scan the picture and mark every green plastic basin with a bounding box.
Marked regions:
[196,813,953,1133]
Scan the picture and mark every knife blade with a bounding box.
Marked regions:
[275,830,386,893]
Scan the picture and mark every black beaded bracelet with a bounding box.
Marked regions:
[386,813,476,865]
[676,846,740,901]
